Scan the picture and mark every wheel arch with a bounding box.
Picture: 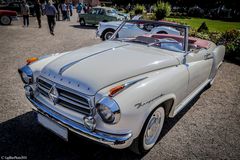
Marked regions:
[133,94,176,139]
[101,28,115,36]
[147,94,176,118]
[129,94,176,152]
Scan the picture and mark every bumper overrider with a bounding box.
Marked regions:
[27,95,133,149]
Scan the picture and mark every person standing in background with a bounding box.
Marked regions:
[21,1,30,27]
[77,2,82,14]
[66,2,70,21]
[44,0,57,35]
[53,1,60,21]
[61,2,67,20]
[69,2,73,16]
[83,3,87,13]
[34,0,42,28]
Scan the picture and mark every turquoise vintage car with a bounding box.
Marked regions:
[78,7,128,26]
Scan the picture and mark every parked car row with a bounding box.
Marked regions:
[96,21,180,40]
[79,7,181,41]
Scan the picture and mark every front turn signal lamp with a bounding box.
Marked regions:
[26,57,38,65]
[108,77,147,97]
[109,85,125,97]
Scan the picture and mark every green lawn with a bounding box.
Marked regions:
[165,17,240,32]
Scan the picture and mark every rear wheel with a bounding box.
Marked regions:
[0,16,11,25]
[79,18,85,26]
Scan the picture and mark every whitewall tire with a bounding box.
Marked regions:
[136,106,165,154]
[0,16,11,25]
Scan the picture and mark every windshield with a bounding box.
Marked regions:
[106,9,117,15]
[111,21,189,53]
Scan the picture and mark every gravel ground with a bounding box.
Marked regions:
[0,15,239,160]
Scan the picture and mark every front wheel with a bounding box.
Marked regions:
[101,29,115,41]
[137,106,165,154]
[0,16,11,25]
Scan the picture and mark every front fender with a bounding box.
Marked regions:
[95,65,188,140]
[27,52,70,82]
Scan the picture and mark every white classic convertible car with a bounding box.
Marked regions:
[18,20,225,154]
[97,20,180,40]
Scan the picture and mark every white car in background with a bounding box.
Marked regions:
[97,20,180,40]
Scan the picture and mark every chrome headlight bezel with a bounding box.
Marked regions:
[18,65,33,84]
[96,97,121,124]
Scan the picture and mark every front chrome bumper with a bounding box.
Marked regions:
[27,96,133,149]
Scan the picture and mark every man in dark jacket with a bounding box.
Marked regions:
[44,0,57,35]
[53,1,60,21]
[34,0,42,28]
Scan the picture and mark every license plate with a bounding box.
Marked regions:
[37,114,68,141]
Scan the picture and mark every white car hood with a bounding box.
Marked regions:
[41,41,180,95]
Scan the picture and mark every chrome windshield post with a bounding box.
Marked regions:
[183,26,190,64]
[184,26,189,53]
[109,21,126,40]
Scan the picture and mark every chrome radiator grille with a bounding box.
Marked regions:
[37,78,91,115]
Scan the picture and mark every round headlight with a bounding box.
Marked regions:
[96,97,120,124]
[98,104,115,123]
[21,72,31,84]
[18,65,33,84]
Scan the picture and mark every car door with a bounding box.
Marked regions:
[118,23,148,38]
[86,8,97,24]
[95,8,106,23]
[185,49,213,94]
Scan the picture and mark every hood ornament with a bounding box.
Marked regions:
[49,84,59,105]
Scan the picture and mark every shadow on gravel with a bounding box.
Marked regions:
[0,88,206,160]
[224,57,240,66]
[70,25,97,30]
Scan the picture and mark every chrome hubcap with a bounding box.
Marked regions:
[143,107,165,150]
[1,16,10,24]
[105,32,113,40]
[145,113,161,144]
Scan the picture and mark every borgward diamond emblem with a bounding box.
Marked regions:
[48,84,59,105]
